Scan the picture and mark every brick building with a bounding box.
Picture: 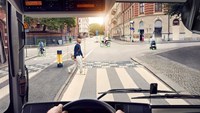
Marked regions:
[26,17,79,45]
[105,3,200,42]
[78,17,89,37]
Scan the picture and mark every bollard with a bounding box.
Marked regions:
[57,50,63,67]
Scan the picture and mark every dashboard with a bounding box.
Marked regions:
[22,101,151,113]
[21,101,200,113]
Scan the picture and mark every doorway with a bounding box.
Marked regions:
[154,20,162,37]
[139,21,144,41]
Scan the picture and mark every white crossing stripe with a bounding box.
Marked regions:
[61,69,87,101]
[0,76,8,84]
[0,70,46,100]
[0,85,9,99]
[96,68,114,101]
[134,67,189,105]
[115,68,149,104]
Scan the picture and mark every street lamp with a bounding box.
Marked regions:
[130,21,134,42]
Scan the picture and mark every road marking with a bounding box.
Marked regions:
[115,68,149,103]
[0,43,94,100]
[0,76,8,84]
[96,68,114,101]
[0,67,48,100]
[61,69,87,101]
[0,85,9,99]
[134,67,189,105]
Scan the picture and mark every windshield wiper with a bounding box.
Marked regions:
[97,88,176,100]
[132,94,200,99]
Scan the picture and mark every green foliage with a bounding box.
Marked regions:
[164,3,185,16]
[24,16,76,31]
[89,23,105,35]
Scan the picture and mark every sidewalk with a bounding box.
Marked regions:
[111,39,149,45]
[112,38,200,45]
[134,53,200,95]
[0,42,75,69]
[0,48,38,69]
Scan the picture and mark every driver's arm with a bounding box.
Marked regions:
[47,104,125,113]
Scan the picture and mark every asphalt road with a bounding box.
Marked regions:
[1,38,200,112]
[0,38,97,113]
[159,46,200,71]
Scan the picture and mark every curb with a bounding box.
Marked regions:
[54,64,78,101]
[112,40,148,45]
[112,39,200,45]
[25,55,38,61]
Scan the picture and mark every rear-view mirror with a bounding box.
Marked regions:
[0,32,6,64]
[181,0,200,33]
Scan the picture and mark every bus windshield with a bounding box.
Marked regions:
[1,0,200,113]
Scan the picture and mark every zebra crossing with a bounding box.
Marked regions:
[61,63,200,105]
[0,63,51,77]
[0,67,8,77]
[84,61,135,68]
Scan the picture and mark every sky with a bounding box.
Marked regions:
[89,17,105,25]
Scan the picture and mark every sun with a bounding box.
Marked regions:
[89,17,104,25]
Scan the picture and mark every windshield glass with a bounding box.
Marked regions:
[1,1,200,113]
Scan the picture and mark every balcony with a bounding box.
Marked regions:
[111,8,117,15]
[111,18,117,24]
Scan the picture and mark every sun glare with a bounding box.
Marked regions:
[89,17,104,25]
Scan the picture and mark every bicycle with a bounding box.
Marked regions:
[38,47,46,56]
[100,40,111,47]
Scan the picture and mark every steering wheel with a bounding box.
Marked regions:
[63,99,116,113]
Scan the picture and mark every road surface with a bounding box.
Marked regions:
[1,38,200,112]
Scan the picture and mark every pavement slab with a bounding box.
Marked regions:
[137,54,200,95]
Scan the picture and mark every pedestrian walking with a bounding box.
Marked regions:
[149,34,157,50]
[69,37,72,43]
[38,41,45,55]
[74,36,84,74]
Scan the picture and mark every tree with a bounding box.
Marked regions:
[24,16,76,32]
[89,23,105,36]
[164,3,185,16]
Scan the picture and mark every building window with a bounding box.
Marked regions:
[155,3,162,12]
[139,3,144,14]
[154,20,162,37]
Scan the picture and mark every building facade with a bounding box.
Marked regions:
[26,17,79,45]
[78,17,89,37]
[106,3,200,41]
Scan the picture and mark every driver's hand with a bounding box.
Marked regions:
[47,104,67,113]
[116,110,125,113]
[47,104,124,113]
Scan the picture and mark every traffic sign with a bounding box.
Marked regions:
[24,22,29,29]
[130,27,134,30]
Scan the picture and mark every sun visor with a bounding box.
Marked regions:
[8,0,115,17]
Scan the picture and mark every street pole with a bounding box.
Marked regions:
[122,11,124,39]
[168,14,170,41]
[84,37,86,75]
[130,21,134,42]
[130,20,131,42]
[25,32,28,57]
